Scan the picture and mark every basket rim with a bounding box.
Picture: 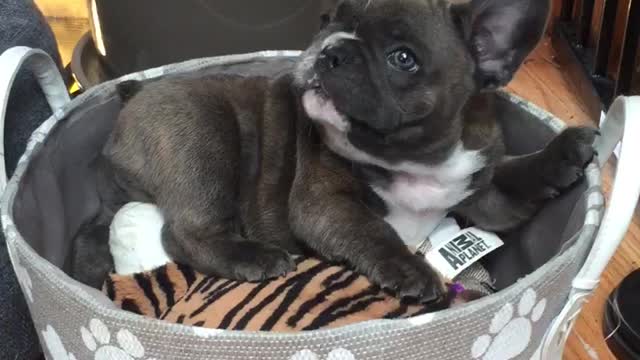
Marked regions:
[0,50,604,339]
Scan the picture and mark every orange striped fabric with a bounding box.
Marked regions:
[104,259,434,332]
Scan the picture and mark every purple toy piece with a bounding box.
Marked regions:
[450,282,465,295]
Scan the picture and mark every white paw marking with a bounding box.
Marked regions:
[42,325,77,360]
[81,318,156,360]
[471,288,547,360]
[290,348,356,360]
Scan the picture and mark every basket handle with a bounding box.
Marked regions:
[0,46,70,192]
[575,96,640,290]
[538,95,640,359]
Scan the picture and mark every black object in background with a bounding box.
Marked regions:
[79,0,336,84]
[604,269,640,360]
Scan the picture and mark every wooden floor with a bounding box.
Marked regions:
[36,1,639,358]
[34,0,89,65]
[509,38,640,360]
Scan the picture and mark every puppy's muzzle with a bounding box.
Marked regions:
[320,45,351,69]
[316,32,361,71]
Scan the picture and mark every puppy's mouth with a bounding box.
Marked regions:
[300,72,424,141]
[307,75,326,95]
[301,76,351,133]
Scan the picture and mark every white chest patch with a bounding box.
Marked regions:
[321,124,485,246]
[381,205,446,247]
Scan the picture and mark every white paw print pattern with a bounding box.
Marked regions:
[81,319,156,360]
[290,348,356,360]
[42,325,76,360]
[471,288,547,360]
[192,326,223,338]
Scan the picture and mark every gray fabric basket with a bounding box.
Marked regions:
[1,47,638,360]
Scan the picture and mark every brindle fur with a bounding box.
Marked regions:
[73,0,596,307]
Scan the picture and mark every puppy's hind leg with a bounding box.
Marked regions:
[151,113,295,282]
[162,218,295,282]
[72,221,113,289]
[71,157,133,288]
[158,159,296,282]
[156,162,296,281]
[108,79,296,282]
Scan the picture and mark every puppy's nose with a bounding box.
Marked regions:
[320,45,349,69]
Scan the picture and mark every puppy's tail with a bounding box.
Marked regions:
[116,80,143,104]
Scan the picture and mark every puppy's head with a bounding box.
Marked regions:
[296,0,550,161]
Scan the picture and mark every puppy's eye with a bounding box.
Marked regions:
[387,48,419,72]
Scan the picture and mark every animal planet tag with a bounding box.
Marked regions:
[424,227,503,280]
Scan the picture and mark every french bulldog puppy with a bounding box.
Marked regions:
[74,0,596,305]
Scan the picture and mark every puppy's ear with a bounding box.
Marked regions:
[452,0,550,89]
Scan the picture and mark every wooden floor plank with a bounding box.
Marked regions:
[507,38,596,126]
[35,0,88,19]
[47,17,89,66]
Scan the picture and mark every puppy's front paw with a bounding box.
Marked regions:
[369,254,447,305]
[539,126,598,198]
[230,242,296,282]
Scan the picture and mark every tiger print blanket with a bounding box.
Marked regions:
[104,258,482,332]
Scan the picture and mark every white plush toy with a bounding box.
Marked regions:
[109,202,171,275]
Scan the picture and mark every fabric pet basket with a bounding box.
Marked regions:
[1,46,639,360]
